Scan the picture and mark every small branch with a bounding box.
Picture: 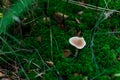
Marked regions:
[0,49,33,55]
[62,0,120,13]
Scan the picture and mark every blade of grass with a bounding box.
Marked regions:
[0,36,30,80]
[90,0,111,75]
[62,0,120,13]
[0,0,34,34]
[5,32,21,44]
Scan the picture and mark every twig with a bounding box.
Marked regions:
[62,0,120,13]
[0,49,33,55]
[34,48,63,80]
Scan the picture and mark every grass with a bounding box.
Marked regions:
[0,0,120,80]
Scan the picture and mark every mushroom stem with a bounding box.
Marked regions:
[74,49,79,59]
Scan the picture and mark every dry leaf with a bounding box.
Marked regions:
[74,29,81,36]
[73,73,82,77]
[75,18,80,24]
[74,73,79,77]
[58,24,65,29]
[117,56,120,61]
[37,36,42,43]
[77,11,83,15]
[1,77,11,80]
[43,17,50,23]
[3,0,10,9]
[63,49,71,57]
[0,71,5,77]
[104,11,113,19]
[54,12,68,23]
[46,61,54,66]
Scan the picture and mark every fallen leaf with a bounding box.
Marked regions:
[74,73,79,77]
[43,17,50,23]
[117,56,120,61]
[46,61,54,66]
[74,29,81,36]
[1,77,11,80]
[104,11,113,19]
[73,73,82,77]
[75,18,80,24]
[58,24,65,29]
[3,0,10,9]
[77,11,83,15]
[63,49,71,57]
[0,71,5,77]
[37,36,42,43]
[54,12,68,23]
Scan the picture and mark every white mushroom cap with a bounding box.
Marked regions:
[69,37,86,49]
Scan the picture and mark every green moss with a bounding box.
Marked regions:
[1,0,120,79]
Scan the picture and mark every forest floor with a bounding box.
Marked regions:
[0,0,120,80]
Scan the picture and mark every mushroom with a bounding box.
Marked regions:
[69,36,86,58]
[69,37,86,49]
